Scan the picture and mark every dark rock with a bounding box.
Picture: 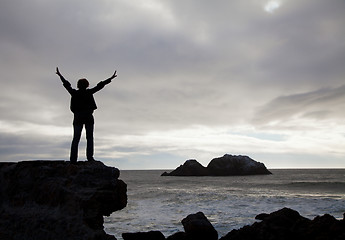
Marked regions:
[161,171,170,176]
[122,231,166,240]
[0,160,127,240]
[305,214,345,240]
[254,213,269,221]
[220,207,345,240]
[166,232,188,240]
[181,212,218,240]
[207,154,272,176]
[161,160,208,176]
[162,154,271,176]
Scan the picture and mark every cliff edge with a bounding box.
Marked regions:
[0,160,127,240]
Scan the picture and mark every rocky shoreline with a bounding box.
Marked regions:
[1,160,344,240]
[121,208,345,240]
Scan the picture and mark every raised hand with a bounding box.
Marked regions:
[103,70,117,84]
[56,67,62,77]
[110,70,117,80]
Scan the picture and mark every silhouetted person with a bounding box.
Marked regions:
[56,67,117,163]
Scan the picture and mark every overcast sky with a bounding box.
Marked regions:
[1,0,344,169]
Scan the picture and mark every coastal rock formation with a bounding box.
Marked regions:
[220,207,345,240]
[207,154,271,176]
[123,211,216,240]
[162,154,271,176]
[161,159,208,176]
[181,212,218,240]
[0,160,127,240]
[122,208,345,239]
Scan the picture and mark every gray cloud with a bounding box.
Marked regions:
[253,84,345,125]
[1,0,344,167]
[0,132,69,162]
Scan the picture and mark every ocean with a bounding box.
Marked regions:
[104,169,345,239]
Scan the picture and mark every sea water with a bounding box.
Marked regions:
[104,169,345,239]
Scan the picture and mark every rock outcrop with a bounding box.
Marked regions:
[0,160,127,240]
[162,154,271,176]
[123,211,217,240]
[123,208,345,240]
[161,160,208,176]
[220,207,345,240]
[181,212,218,240]
[207,154,271,176]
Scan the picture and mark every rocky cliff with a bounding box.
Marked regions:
[162,154,271,176]
[0,160,127,240]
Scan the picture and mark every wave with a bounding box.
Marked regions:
[289,181,345,187]
[285,181,345,195]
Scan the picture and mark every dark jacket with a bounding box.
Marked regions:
[62,79,109,113]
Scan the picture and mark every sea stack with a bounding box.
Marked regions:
[0,160,127,240]
[162,154,272,176]
[161,159,208,176]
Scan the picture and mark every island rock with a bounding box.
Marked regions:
[207,154,272,176]
[0,160,127,240]
[161,159,208,176]
[162,154,271,176]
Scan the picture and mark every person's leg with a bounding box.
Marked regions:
[85,122,94,161]
[70,124,83,162]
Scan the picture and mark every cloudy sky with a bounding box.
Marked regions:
[1,0,344,169]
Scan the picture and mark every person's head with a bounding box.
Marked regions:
[77,78,89,90]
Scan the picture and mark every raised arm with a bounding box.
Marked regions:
[56,67,74,94]
[103,70,117,85]
[90,70,117,93]
[56,67,66,82]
